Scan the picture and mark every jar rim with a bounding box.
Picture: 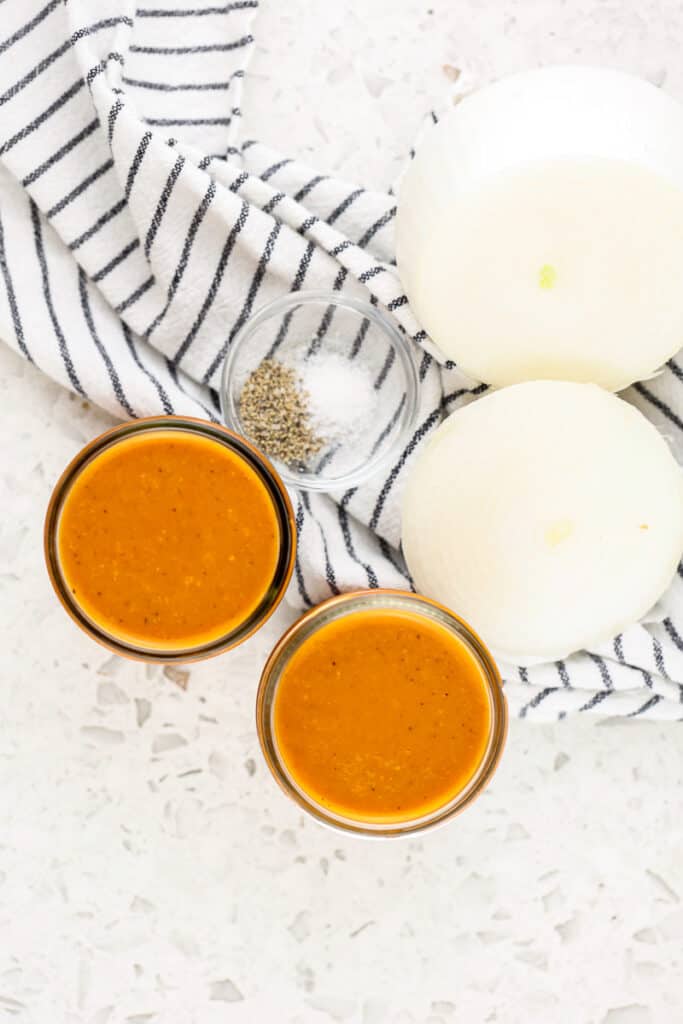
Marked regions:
[44,415,296,663]
[256,589,508,838]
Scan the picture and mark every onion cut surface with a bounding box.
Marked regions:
[401,382,683,664]
[396,67,683,391]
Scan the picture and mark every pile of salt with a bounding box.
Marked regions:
[295,353,379,446]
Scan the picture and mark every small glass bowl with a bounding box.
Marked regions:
[44,416,296,663]
[220,291,419,491]
[256,590,508,838]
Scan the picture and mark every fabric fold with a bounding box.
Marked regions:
[1,0,681,719]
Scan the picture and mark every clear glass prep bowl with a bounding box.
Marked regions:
[219,291,419,491]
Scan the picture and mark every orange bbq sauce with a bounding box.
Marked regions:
[273,608,492,823]
[57,430,280,649]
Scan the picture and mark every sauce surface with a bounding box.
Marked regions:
[274,608,491,823]
[58,430,280,649]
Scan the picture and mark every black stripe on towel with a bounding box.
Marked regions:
[260,158,292,182]
[358,206,396,248]
[633,382,683,432]
[298,215,318,235]
[578,690,611,713]
[3,18,130,108]
[203,221,282,382]
[374,346,395,389]
[69,198,127,250]
[228,170,249,192]
[519,687,559,718]
[347,296,378,361]
[30,201,84,395]
[358,265,385,285]
[130,35,253,55]
[369,406,442,531]
[338,489,379,589]
[165,357,218,422]
[418,351,432,380]
[78,268,135,417]
[663,617,683,652]
[638,669,654,690]
[22,118,99,187]
[92,239,140,283]
[146,180,217,338]
[175,200,250,364]
[116,275,155,314]
[265,241,316,358]
[306,265,348,358]
[651,636,670,679]
[0,0,61,58]
[293,500,314,608]
[349,314,372,360]
[144,155,185,257]
[613,634,625,663]
[555,661,571,688]
[262,191,285,215]
[587,652,614,690]
[47,159,114,219]
[145,116,234,127]
[327,188,364,225]
[442,382,489,408]
[378,537,412,586]
[108,98,124,142]
[122,69,244,92]
[0,38,71,108]
[329,240,352,258]
[136,2,257,15]
[122,323,173,414]
[293,175,327,203]
[369,394,407,457]
[301,492,339,596]
[0,212,31,361]
[86,51,125,86]
[667,358,683,382]
[126,131,153,198]
[0,79,84,158]
[627,694,662,718]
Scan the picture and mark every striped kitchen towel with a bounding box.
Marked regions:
[1,0,682,720]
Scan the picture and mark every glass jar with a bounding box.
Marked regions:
[256,589,508,838]
[44,416,295,662]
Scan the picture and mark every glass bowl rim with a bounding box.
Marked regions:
[44,415,296,663]
[256,588,508,838]
[219,290,420,492]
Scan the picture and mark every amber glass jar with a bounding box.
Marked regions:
[257,590,507,838]
[45,416,295,662]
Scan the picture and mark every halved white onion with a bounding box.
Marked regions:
[401,381,683,664]
[396,67,683,391]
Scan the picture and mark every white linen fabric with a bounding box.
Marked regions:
[1,0,682,719]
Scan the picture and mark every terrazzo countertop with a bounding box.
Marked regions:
[2,2,683,1022]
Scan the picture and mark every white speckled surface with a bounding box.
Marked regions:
[2,2,683,1021]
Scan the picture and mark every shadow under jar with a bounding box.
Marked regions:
[44,417,295,662]
[257,590,508,838]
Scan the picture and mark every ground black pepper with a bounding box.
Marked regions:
[239,359,324,464]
